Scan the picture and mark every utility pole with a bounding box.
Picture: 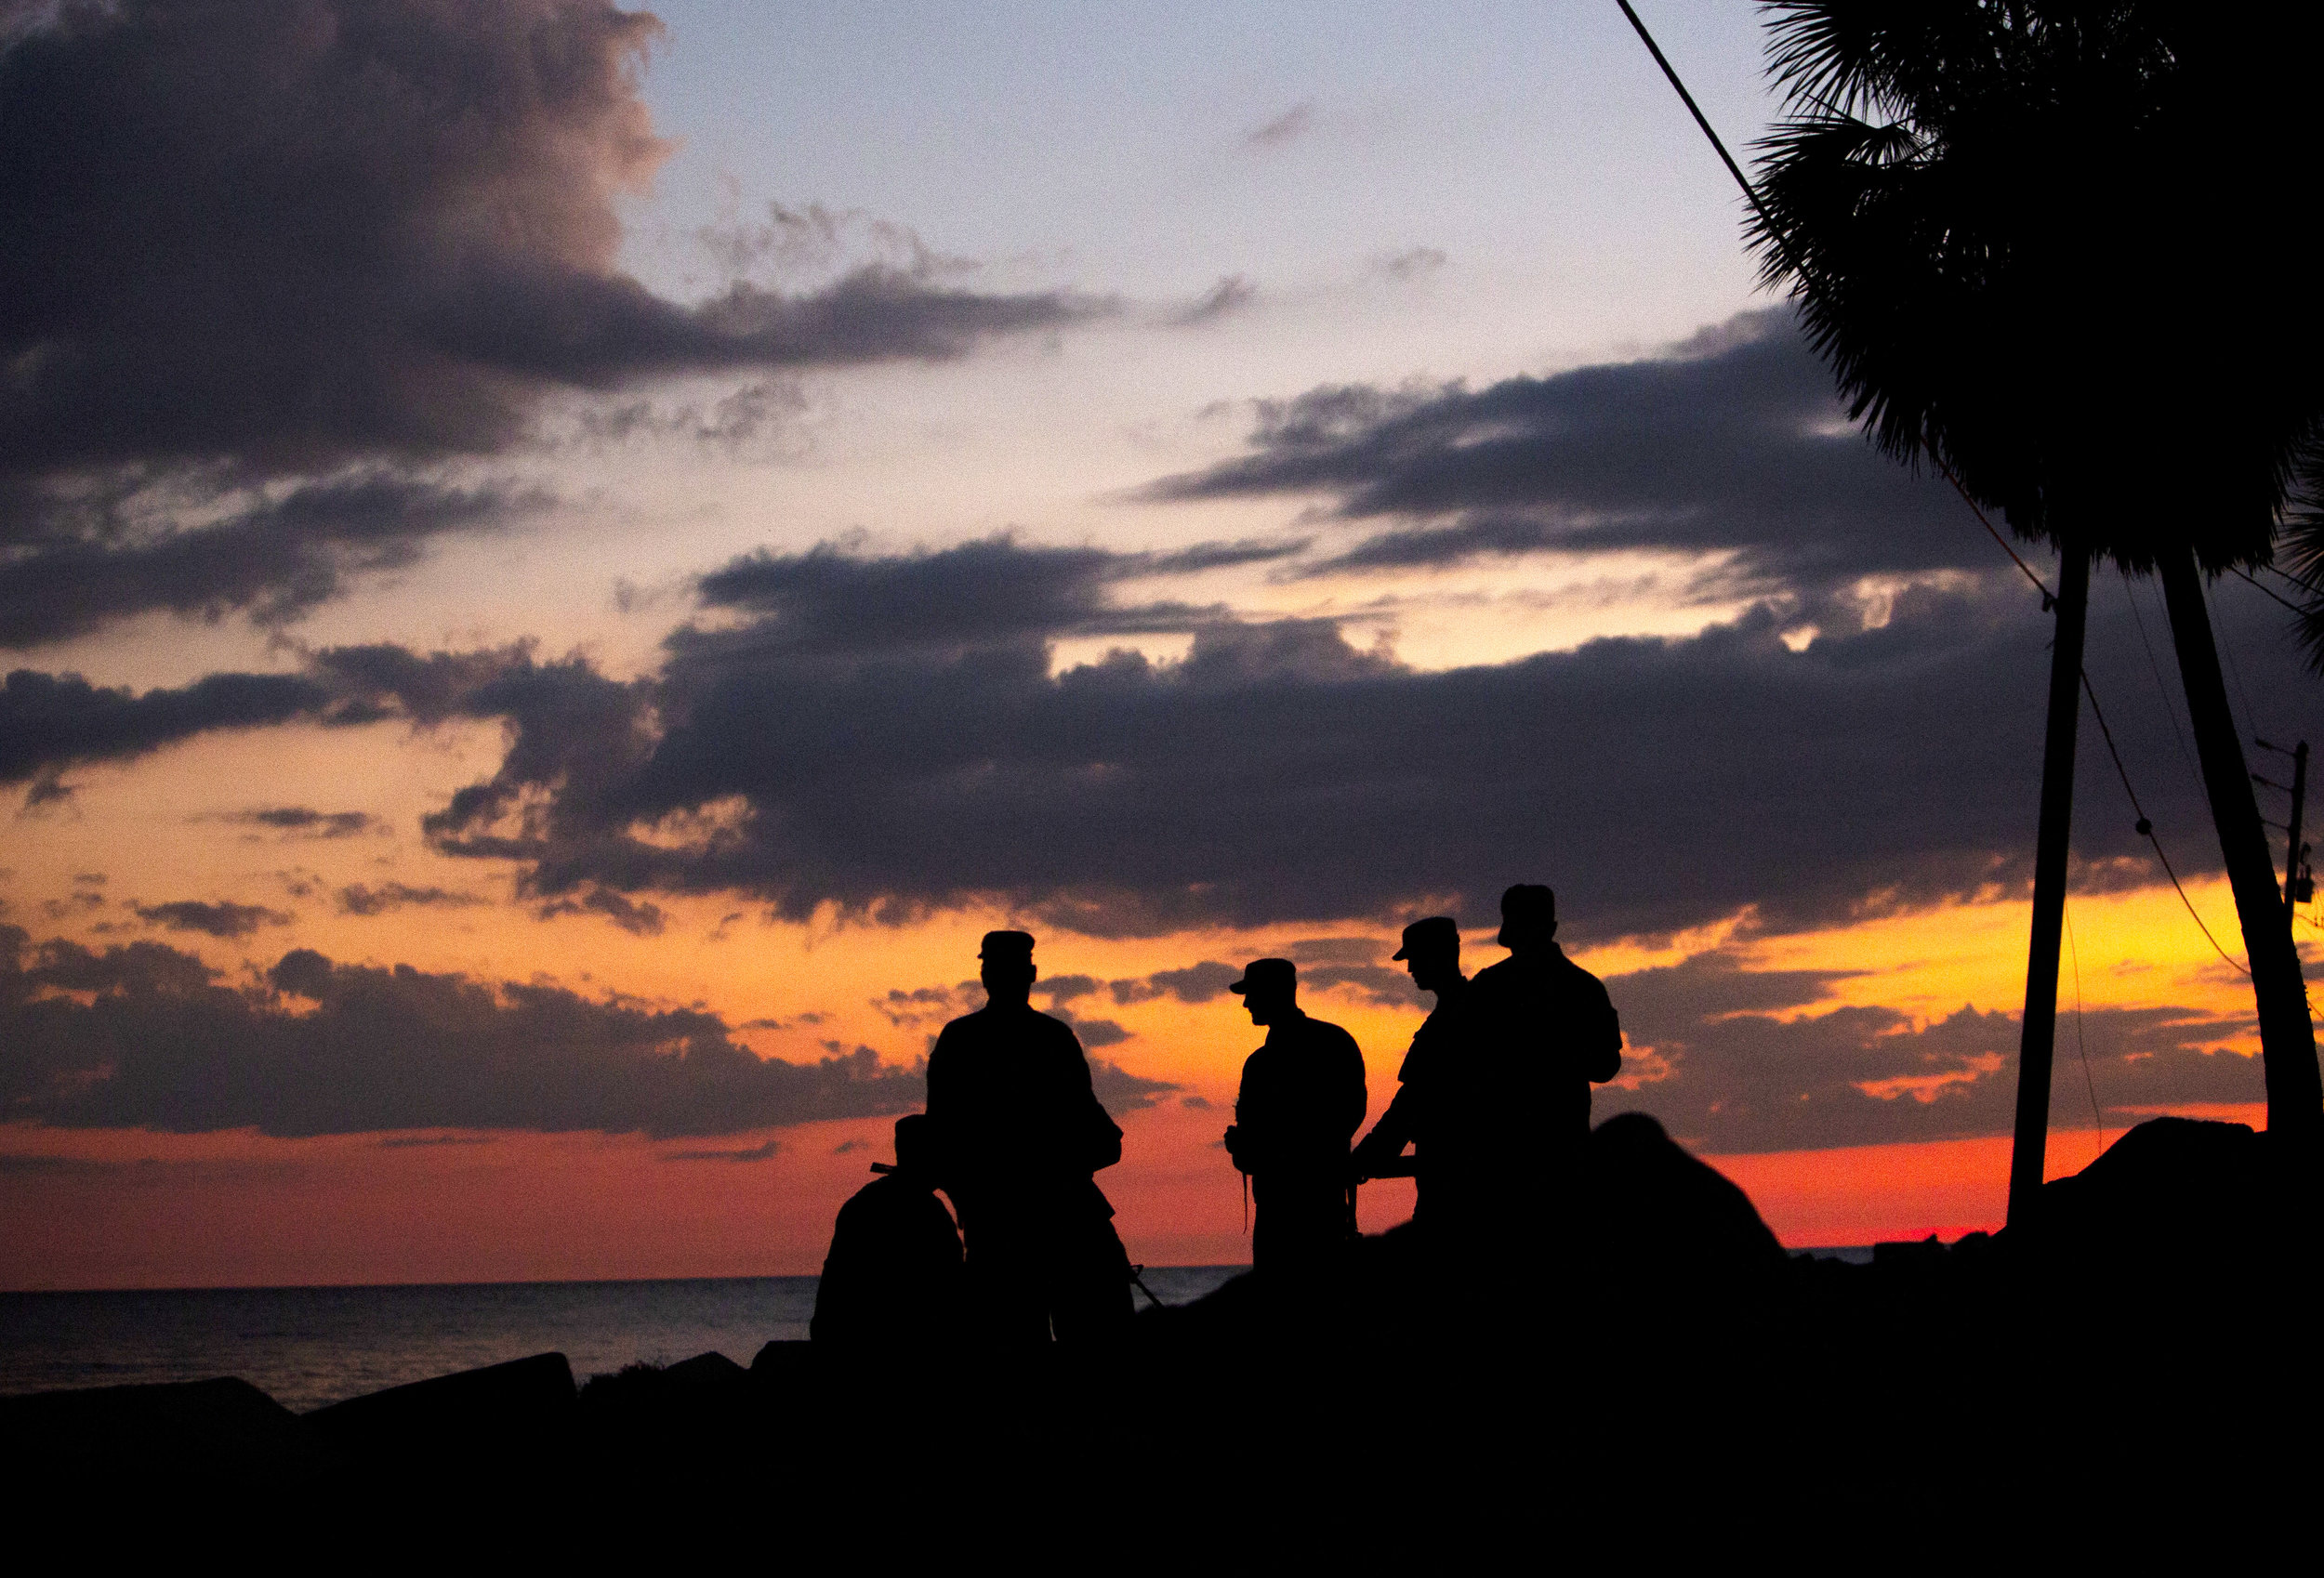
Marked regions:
[2256,739,2310,928]
[2005,546,2092,1234]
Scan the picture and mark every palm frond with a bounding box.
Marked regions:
[2276,440,2324,675]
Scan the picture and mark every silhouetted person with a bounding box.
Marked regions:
[1351,916,1468,1219]
[812,1113,964,1346]
[924,930,1134,1344]
[1458,884,1622,1249]
[1223,958,1367,1272]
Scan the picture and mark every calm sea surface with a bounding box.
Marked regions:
[0,1267,1248,1413]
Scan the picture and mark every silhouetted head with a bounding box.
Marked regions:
[1231,957,1298,1025]
[891,1112,935,1178]
[979,929,1037,1007]
[1497,884,1557,952]
[1393,915,1462,993]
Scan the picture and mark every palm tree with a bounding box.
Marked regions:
[1746,0,2324,1209]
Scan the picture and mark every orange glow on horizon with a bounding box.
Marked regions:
[4,714,2302,1290]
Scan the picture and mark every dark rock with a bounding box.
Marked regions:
[305,1350,574,1468]
[0,1376,328,1484]
[1579,1111,1789,1287]
[574,1351,766,1476]
[663,1349,747,1391]
[1872,1233,1947,1266]
[748,1338,810,1375]
[2038,1115,2269,1259]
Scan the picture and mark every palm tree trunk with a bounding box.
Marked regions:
[2155,549,2323,1150]
[2006,546,2089,1231]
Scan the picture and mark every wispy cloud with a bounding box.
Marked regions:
[1247,100,1314,150]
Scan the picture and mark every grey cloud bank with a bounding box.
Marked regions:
[0,0,1099,649]
[1145,309,1970,595]
[0,926,1173,1138]
[414,541,2175,942]
[1595,948,2263,1154]
[1,926,922,1138]
[11,536,2303,950]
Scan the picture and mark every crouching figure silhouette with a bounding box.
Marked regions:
[811,1113,965,1345]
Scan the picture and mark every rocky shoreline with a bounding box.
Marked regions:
[7,1114,2316,1540]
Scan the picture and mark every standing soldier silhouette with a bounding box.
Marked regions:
[1351,916,1468,1219]
[1223,958,1367,1273]
[1460,884,1622,1258]
[924,930,1134,1344]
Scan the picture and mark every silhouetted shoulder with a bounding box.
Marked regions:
[1031,1006,1086,1048]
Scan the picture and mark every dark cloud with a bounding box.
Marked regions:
[1142,309,1971,594]
[1285,937,1385,965]
[0,927,924,1137]
[132,900,292,939]
[1,667,334,787]
[0,476,536,649]
[10,524,2307,953]
[867,972,1137,1054]
[1294,963,1415,1008]
[688,537,1252,676]
[1375,247,1447,282]
[574,379,806,453]
[0,1,1099,644]
[696,537,1125,655]
[1110,962,1245,1006]
[1594,949,2266,1152]
[1133,538,1312,576]
[873,982,979,1028]
[0,1151,306,1183]
[1089,1058,1175,1114]
[1056,1012,1131,1049]
[403,526,2317,942]
[1169,275,1254,328]
[661,1138,781,1163]
[1,638,543,797]
[537,886,667,936]
[218,808,377,839]
[303,639,549,726]
[692,202,981,288]
[337,883,485,916]
[1112,940,1412,1008]
[1247,101,1314,150]
[0,0,1097,475]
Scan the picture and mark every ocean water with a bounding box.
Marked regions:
[0,1266,1248,1413]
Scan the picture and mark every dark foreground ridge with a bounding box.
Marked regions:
[6,1114,2316,1545]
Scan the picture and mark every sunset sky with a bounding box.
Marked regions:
[5,0,2315,1290]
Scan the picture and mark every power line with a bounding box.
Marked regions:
[1613,1,1788,249]
[2264,560,2324,602]
[2232,563,2307,618]
[1934,460,2055,601]
[2079,671,2250,976]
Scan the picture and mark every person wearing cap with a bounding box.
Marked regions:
[1457,884,1622,1244]
[811,1113,965,1346]
[923,929,1134,1343]
[1223,958,1367,1273]
[1350,916,1469,1217]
